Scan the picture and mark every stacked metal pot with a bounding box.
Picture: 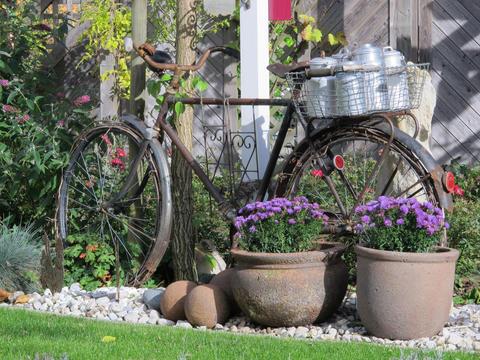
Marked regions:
[305,43,410,118]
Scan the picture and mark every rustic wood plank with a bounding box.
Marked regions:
[436,0,480,46]
[418,0,432,62]
[432,98,480,162]
[430,134,456,164]
[431,70,480,142]
[432,21,480,76]
[433,3,480,57]
[431,47,480,116]
[431,119,471,164]
[344,1,387,44]
[457,0,480,22]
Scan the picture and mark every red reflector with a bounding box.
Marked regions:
[333,155,345,170]
[443,171,455,193]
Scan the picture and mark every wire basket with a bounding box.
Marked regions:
[286,63,429,120]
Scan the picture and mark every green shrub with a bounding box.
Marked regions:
[192,174,230,255]
[63,233,117,291]
[449,199,480,304]
[0,223,42,292]
[450,162,480,202]
[0,2,92,227]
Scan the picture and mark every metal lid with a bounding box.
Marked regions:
[352,43,382,56]
[310,57,337,69]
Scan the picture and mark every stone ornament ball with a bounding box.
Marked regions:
[184,284,230,329]
[160,280,196,321]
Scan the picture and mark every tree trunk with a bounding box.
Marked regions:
[171,0,198,281]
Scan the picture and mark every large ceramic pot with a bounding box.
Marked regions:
[355,245,459,340]
[231,242,348,327]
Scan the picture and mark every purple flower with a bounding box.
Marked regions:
[249,225,256,233]
[444,222,450,230]
[288,218,296,225]
[0,79,9,87]
[400,205,409,215]
[384,218,392,227]
[361,215,371,224]
[396,218,405,225]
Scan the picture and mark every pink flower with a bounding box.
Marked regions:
[116,147,126,158]
[111,157,125,171]
[56,92,65,99]
[73,95,91,106]
[310,169,324,178]
[0,79,9,87]
[56,119,65,127]
[100,133,112,145]
[18,114,30,124]
[2,104,17,113]
[453,184,464,196]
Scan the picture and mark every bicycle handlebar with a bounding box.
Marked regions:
[134,42,240,73]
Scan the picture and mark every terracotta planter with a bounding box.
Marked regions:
[355,245,459,340]
[231,242,348,327]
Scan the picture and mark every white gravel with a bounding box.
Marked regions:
[4,284,479,353]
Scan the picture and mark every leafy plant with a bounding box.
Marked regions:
[79,0,132,100]
[448,199,480,304]
[234,197,328,253]
[0,222,42,292]
[449,162,480,203]
[192,174,230,256]
[354,196,448,253]
[63,233,116,291]
[0,2,92,226]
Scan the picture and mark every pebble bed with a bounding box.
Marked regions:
[3,284,479,353]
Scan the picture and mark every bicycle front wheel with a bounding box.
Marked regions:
[57,121,172,286]
[275,119,450,231]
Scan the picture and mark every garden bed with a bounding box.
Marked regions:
[3,284,479,354]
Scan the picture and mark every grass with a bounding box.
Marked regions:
[0,308,476,360]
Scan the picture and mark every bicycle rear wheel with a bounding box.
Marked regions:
[57,122,172,286]
[275,119,450,232]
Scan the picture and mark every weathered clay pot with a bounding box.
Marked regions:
[231,242,348,327]
[355,245,459,340]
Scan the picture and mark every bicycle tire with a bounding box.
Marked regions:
[57,120,172,286]
[274,119,451,231]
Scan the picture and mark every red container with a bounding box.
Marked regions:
[269,0,292,21]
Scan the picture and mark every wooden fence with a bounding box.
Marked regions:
[302,0,480,165]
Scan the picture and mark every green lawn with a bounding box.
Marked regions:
[0,308,476,360]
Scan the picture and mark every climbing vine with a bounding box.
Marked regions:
[79,0,132,99]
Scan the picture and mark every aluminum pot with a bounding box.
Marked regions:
[383,46,409,110]
[306,57,337,118]
[335,60,366,116]
[331,47,351,64]
[352,44,388,112]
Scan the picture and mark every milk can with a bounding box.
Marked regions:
[352,44,388,112]
[383,46,409,110]
[305,56,337,118]
[335,60,366,116]
[331,47,351,64]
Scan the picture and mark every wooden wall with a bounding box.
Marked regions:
[302,0,480,165]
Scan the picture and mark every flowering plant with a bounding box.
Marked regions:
[354,196,449,253]
[234,197,329,253]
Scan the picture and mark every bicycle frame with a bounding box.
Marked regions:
[155,95,294,221]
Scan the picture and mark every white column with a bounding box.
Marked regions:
[240,0,270,180]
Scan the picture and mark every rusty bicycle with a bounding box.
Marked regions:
[56,43,454,286]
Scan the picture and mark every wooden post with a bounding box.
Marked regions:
[240,0,270,180]
[129,0,147,118]
[171,0,198,281]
